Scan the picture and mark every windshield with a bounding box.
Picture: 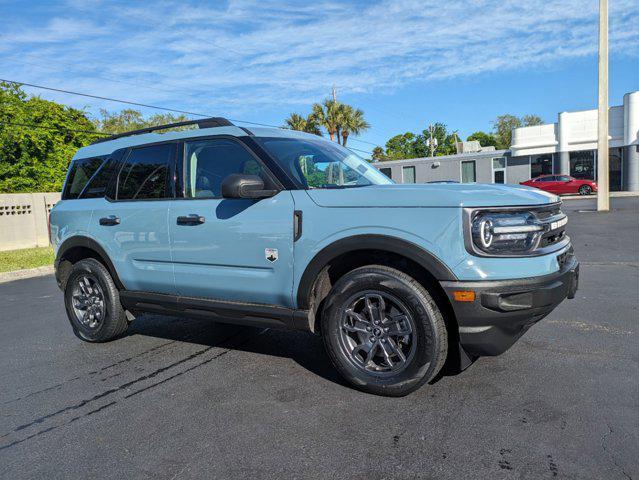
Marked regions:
[255,136,393,189]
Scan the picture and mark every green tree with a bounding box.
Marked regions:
[385,132,418,159]
[424,123,458,156]
[467,131,498,148]
[0,82,99,193]
[371,146,388,161]
[522,114,543,127]
[283,112,322,135]
[492,114,521,149]
[93,109,190,134]
[384,123,458,160]
[338,104,370,146]
[311,98,342,143]
[492,114,544,149]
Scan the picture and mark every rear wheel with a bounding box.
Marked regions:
[321,265,448,396]
[64,258,128,342]
[578,185,592,195]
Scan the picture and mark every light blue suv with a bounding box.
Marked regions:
[50,117,579,396]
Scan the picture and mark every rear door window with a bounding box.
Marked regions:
[116,144,175,200]
[63,157,104,199]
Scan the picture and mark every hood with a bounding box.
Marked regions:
[306,183,559,208]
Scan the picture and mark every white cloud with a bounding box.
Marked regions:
[1,0,637,117]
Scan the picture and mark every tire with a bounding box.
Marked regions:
[321,265,448,397]
[578,185,592,195]
[64,258,128,342]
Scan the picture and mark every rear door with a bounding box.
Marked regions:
[169,137,295,307]
[88,143,176,294]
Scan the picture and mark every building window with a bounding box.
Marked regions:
[461,161,476,183]
[530,154,553,178]
[570,150,595,180]
[492,158,506,184]
[402,166,416,183]
[379,167,392,179]
[609,147,623,192]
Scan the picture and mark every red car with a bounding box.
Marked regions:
[520,175,598,195]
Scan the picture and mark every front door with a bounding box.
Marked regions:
[169,137,295,307]
[555,175,574,194]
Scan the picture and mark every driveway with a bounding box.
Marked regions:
[1,197,637,479]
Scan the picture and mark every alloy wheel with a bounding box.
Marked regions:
[71,274,106,330]
[338,291,417,376]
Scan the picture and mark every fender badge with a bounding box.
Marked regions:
[265,248,278,263]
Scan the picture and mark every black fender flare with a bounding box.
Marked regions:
[296,234,457,310]
[55,236,124,290]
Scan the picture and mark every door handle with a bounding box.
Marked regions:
[99,215,120,226]
[177,214,205,226]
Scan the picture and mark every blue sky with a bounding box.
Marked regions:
[1,0,638,155]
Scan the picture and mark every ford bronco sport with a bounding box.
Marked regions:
[50,117,579,396]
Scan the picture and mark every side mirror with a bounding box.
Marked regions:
[221,174,278,199]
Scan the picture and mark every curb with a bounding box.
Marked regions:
[0,265,54,284]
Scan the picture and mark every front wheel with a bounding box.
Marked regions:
[578,185,592,195]
[321,265,448,396]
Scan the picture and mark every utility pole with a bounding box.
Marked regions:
[597,0,610,211]
[332,85,337,102]
[427,124,438,157]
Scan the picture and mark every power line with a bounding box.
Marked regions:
[0,78,379,149]
[0,78,212,118]
[345,146,373,156]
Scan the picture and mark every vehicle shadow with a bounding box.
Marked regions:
[125,313,349,388]
[125,313,470,390]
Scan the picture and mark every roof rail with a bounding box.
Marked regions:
[91,117,234,144]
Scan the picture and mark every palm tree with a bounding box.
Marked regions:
[311,99,341,142]
[284,113,307,131]
[284,113,322,136]
[338,104,370,147]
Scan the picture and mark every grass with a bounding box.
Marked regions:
[0,246,55,273]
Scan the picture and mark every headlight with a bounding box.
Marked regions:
[465,205,569,257]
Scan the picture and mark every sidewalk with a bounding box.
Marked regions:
[561,191,639,200]
[0,265,54,284]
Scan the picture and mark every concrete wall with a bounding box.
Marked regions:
[0,193,61,251]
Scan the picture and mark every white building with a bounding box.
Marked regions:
[375,90,639,191]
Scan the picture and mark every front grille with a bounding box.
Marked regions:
[540,229,567,247]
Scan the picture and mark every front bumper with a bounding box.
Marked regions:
[442,252,579,357]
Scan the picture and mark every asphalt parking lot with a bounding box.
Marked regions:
[1,196,637,479]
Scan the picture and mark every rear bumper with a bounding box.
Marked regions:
[442,253,579,357]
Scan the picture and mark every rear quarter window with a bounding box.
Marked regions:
[62,157,105,199]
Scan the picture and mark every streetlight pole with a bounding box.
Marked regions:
[597,0,610,211]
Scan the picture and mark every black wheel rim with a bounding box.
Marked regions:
[337,291,417,376]
[71,274,106,330]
